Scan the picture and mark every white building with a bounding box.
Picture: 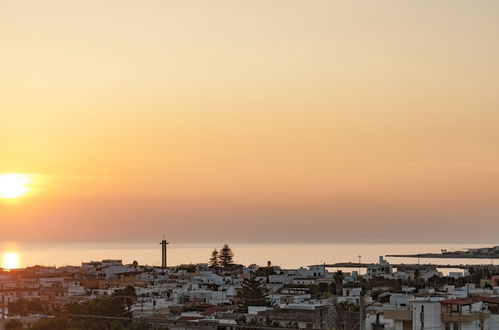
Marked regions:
[384,296,499,330]
[367,257,393,279]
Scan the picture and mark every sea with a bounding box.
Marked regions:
[1,242,496,275]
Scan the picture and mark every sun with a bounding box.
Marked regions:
[2,252,21,269]
[0,174,30,199]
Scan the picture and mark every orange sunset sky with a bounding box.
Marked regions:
[1,1,499,243]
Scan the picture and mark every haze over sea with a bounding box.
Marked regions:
[1,242,495,273]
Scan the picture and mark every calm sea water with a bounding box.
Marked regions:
[1,242,496,274]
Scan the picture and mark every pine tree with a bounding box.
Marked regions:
[219,244,234,268]
[209,249,219,269]
[239,278,271,307]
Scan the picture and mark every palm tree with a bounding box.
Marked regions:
[334,270,344,296]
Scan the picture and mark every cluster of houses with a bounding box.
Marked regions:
[1,256,499,329]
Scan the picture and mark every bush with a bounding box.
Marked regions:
[6,319,23,330]
[30,317,70,330]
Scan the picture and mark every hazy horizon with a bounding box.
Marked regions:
[2,0,499,243]
[1,238,499,245]
[2,241,495,270]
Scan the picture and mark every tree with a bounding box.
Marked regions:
[334,270,344,295]
[219,244,234,268]
[63,295,132,329]
[110,320,126,330]
[27,294,161,330]
[113,285,137,311]
[65,295,129,317]
[129,319,158,330]
[317,282,332,296]
[178,264,197,273]
[209,249,219,269]
[334,301,359,329]
[27,300,45,312]
[5,319,23,330]
[30,317,70,330]
[254,266,275,278]
[7,300,27,315]
[239,278,272,307]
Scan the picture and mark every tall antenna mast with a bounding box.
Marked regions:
[159,236,169,268]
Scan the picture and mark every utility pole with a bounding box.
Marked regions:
[359,290,365,330]
[0,294,5,330]
[152,275,156,315]
[358,255,362,279]
[347,308,350,330]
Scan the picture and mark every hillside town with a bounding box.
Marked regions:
[1,244,499,330]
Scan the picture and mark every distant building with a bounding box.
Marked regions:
[367,256,393,279]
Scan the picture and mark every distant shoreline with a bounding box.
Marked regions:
[386,253,499,259]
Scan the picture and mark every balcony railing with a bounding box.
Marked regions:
[441,311,490,323]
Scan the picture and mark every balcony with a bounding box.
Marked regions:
[383,309,412,321]
[441,311,490,323]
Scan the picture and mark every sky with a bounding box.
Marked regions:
[1,0,499,244]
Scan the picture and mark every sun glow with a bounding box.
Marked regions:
[2,252,21,270]
[0,174,30,199]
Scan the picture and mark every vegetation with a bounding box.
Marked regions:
[238,278,272,308]
[371,289,391,303]
[25,288,151,329]
[30,317,71,330]
[28,316,157,330]
[333,301,360,330]
[334,270,344,295]
[209,248,219,269]
[7,299,45,315]
[177,264,197,273]
[254,265,275,278]
[219,244,234,268]
[5,319,23,330]
[236,315,298,328]
[208,244,235,269]
[113,285,137,311]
